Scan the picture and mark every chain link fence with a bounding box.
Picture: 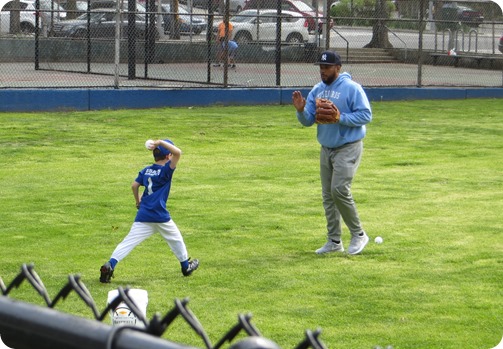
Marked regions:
[1,263,327,349]
[1,0,502,89]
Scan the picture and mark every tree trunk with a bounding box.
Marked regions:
[364,0,392,48]
[65,0,77,20]
[170,0,181,40]
[9,0,21,34]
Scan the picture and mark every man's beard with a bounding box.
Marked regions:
[322,74,335,85]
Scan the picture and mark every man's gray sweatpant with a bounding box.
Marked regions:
[320,140,364,241]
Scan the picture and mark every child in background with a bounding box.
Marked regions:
[227,40,238,68]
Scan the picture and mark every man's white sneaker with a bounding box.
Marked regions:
[348,232,369,255]
[315,240,344,254]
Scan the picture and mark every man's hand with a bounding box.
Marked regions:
[292,91,306,112]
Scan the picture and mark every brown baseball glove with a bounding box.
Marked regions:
[315,98,340,124]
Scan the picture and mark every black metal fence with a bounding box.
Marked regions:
[1,264,327,349]
[0,0,502,88]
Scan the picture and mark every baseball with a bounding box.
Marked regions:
[374,236,383,244]
[145,139,155,150]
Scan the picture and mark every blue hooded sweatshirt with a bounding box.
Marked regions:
[296,72,372,148]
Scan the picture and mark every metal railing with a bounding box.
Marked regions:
[330,27,349,63]
[385,25,407,60]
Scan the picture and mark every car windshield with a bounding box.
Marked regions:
[75,1,88,10]
[290,0,313,11]
[75,10,144,21]
[231,10,259,22]
[2,1,30,10]
[76,11,109,21]
[135,2,146,12]
[161,4,190,14]
[19,0,66,12]
[39,0,66,11]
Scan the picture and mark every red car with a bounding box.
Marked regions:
[243,0,331,33]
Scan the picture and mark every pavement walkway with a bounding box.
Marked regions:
[1,61,502,89]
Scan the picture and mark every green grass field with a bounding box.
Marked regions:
[0,99,502,349]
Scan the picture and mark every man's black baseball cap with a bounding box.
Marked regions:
[314,50,342,66]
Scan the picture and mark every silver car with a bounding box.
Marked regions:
[161,4,207,35]
[222,9,311,44]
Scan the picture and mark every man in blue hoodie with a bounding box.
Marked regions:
[292,50,372,255]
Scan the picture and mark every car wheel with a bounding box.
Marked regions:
[286,33,303,44]
[20,22,35,34]
[236,5,242,12]
[234,31,251,43]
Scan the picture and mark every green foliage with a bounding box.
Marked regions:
[0,99,502,348]
[331,0,395,26]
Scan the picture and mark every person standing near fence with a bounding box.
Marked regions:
[214,18,234,67]
[292,50,372,255]
[226,40,238,68]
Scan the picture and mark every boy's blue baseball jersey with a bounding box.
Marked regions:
[134,162,175,223]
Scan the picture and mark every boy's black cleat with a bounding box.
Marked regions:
[100,262,114,283]
[182,258,199,276]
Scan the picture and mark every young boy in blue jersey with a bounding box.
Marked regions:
[292,50,372,255]
[100,139,199,282]
[227,40,238,68]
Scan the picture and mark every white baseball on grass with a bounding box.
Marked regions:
[374,236,383,244]
[145,139,155,150]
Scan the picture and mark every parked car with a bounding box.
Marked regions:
[51,8,158,39]
[217,0,247,13]
[213,9,311,44]
[161,3,207,35]
[186,0,217,12]
[25,0,67,21]
[88,0,146,14]
[38,0,67,19]
[189,0,245,13]
[499,34,503,54]
[242,0,329,33]
[59,0,89,17]
[1,0,65,34]
[437,2,483,29]
[0,0,36,34]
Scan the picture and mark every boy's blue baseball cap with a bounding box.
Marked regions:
[156,139,174,156]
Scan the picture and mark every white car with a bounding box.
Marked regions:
[1,0,66,34]
[189,0,245,13]
[224,9,310,44]
[0,0,36,34]
[223,0,247,13]
[25,0,67,21]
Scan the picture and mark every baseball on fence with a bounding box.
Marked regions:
[145,139,155,150]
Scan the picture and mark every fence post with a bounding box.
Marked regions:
[127,0,136,79]
[416,0,425,87]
